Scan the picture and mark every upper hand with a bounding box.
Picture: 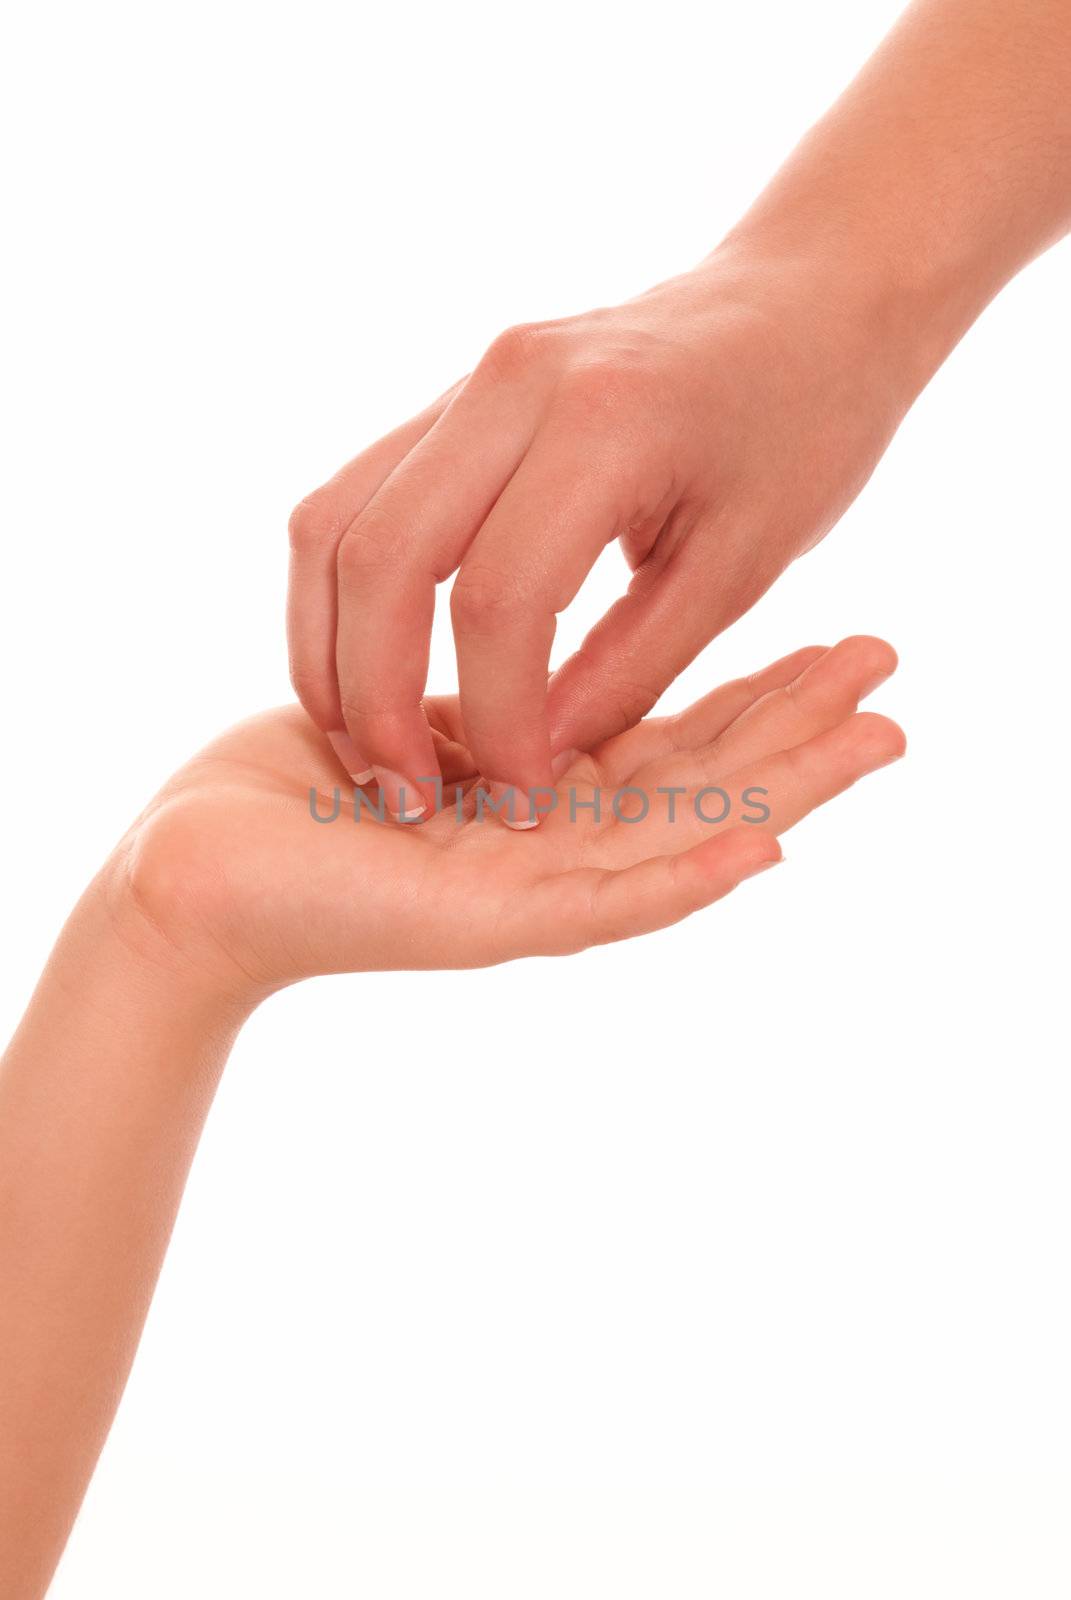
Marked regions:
[287,248,910,817]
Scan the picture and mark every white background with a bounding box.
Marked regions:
[2,1,1069,1595]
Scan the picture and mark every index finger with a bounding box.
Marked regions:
[450,421,658,816]
[334,365,544,818]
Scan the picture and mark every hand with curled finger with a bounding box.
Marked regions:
[287,0,1071,821]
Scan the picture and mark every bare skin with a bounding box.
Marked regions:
[286,0,1071,819]
[0,638,903,1597]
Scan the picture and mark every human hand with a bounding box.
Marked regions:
[0,635,902,1594]
[288,0,1071,820]
[117,636,904,1003]
[287,250,912,818]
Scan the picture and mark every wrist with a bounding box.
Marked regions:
[700,223,958,416]
[735,207,989,387]
[65,857,267,1035]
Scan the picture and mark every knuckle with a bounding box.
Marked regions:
[450,564,523,631]
[288,493,334,555]
[336,694,388,741]
[477,320,555,383]
[336,693,407,734]
[337,695,369,732]
[336,511,401,590]
[559,358,637,416]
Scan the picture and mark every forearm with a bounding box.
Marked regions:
[0,872,251,1599]
[719,0,1071,393]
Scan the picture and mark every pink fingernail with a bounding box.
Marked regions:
[551,748,582,780]
[485,780,539,829]
[327,730,375,786]
[740,853,783,881]
[373,766,427,823]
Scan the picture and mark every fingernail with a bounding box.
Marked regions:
[551,748,581,780]
[372,766,427,823]
[740,853,783,881]
[486,780,539,830]
[327,730,375,786]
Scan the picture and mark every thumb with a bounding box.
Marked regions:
[547,540,773,757]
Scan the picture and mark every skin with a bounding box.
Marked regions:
[286,0,1071,818]
[0,637,904,1597]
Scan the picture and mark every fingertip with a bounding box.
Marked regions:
[340,705,444,816]
[326,729,375,786]
[837,634,900,691]
[737,851,784,883]
[733,828,783,879]
[479,780,547,830]
[371,766,436,822]
[849,710,908,767]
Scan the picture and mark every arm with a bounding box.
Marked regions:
[1,637,903,1595]
[726,0,1071,386]
[286,0,1071,815]
[0,883,249,1600]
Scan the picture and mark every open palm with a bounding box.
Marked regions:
[124,637,904,993]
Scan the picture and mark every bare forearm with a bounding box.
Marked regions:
[721,0,1071,390]
[0,875,249,1599]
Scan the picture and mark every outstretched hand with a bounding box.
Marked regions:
[0,634,903,1594]
[119,636,904,999]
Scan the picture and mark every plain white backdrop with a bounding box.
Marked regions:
[2,0,1069,1595]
